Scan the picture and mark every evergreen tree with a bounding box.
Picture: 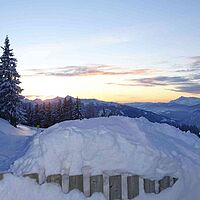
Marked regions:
[67,97,73,120]
[45,102,52,127]
[62,97,68,121]
[52,99,62,123]
[39,102,46,127]
[33,104,40,127]
[0,36,25,126]
[73,97,83,120]
[26,103,33,126]
[101,107,107,117]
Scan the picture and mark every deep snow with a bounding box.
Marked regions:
[0,118,36,171]
[9,116,200,200]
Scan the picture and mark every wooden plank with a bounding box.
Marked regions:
[83,170,91,197]
[38,169,45,185]
[62,174,69,193]
[90,175,103,195]
[69,175,83,192]
[109,175,122,200]
[121,174,128,199]
[159,176,170,192]
[103,173,109,200]
[127,175,139,199]
[0,173,3,181]
[23,173,39,183]
[46,174,62,186]
[144,179,155,193]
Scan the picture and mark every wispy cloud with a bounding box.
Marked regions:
[190,56,200,62]
[110,75,200,94]
[176,56,200,73]
[108,76,191,87]
[130,76,190,87]
[171,84,200,94]
[22,65,154,77]
[107,56,200,94]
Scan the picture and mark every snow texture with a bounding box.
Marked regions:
[0,118,34,171]
[10,116,200,200]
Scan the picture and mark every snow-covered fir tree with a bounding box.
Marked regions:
[73,97,83,120]
[67,97,74,120]
[0,36,25,126]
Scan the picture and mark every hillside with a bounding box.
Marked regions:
[23,96,176,128]
[126,96,200,129]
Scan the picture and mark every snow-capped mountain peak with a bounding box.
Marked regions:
[170,96,200,106]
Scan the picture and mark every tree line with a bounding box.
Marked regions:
[25,97,83,128]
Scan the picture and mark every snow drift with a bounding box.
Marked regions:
[9,116,200,200]
[0,118,33,171]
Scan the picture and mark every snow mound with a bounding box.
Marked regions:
[11,116,200,199]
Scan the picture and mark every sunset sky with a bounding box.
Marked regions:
[0,0,200,102]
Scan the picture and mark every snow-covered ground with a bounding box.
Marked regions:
[0,118,36,172]
[1,116,200,200]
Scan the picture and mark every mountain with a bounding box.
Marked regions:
[125,96,200,129]
[23,96,176,127]
[22,96,200,136]
[170,96,200,106]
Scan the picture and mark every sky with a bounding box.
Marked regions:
[0,0,200,102]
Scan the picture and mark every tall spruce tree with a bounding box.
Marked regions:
[73,97,83,120]
[62,97,68,121]
[0,36,25,126]
[67,97,73,120]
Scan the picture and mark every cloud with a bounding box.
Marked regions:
[108,75,200,94]
[171,84,200,94]
[175,56,200,73]
[105,56,200,94]
[22,65,153,77]
[25,95,55,100]
[190,56,200,62]
[192,74,200,80]
[125,76,190,87]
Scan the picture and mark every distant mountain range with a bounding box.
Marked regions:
[125,96,200,129]
[22,96,200,137]
[23,95,175,125]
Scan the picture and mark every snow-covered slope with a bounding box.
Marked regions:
[170,96,200,106]
[11,116,200,200]
[0,118,34,171]
[126,97,200,129]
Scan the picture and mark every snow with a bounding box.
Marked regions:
[0,118,34,172]
[0,118,42,171]
[17,124,44,136]
[170,96,200,106]
[0,118,38,136]
[10,116,200,200]
[0,174,106,200]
